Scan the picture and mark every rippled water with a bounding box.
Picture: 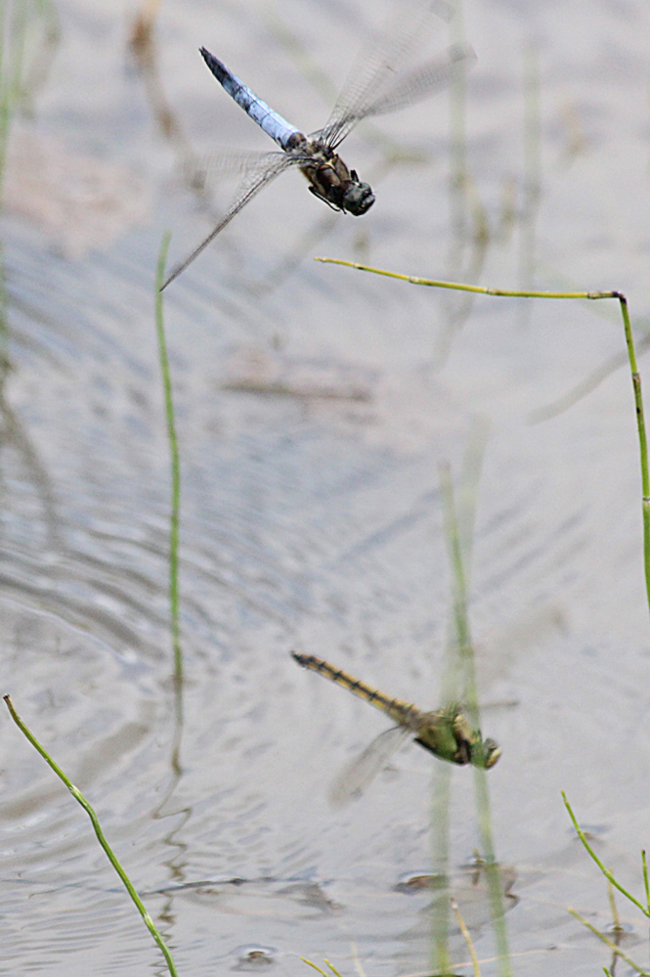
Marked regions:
[2,0,650,974]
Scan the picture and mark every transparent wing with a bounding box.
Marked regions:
[319,0,459,149]
[162,150,299,289]
[182,149,290,193]
[320,44,474,149]
[328,725,410,808]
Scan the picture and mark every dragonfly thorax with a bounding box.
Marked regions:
[294,136,375,216]
[414,709,502,769]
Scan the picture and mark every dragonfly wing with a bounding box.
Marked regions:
[352,44,474,122]
[162,150,298,289]
[328,726,410,808]
[184,149,290,193]
[319,0,454,149]
[320,44,474,150]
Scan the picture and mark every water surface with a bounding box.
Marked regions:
[1,1,650,974]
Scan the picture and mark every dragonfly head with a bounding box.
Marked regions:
[472,737,502,770]
[341,173,375,216]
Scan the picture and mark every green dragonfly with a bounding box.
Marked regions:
[292,652,500,803]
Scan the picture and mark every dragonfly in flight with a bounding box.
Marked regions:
[292,652,500,804]
[162,2,474,289]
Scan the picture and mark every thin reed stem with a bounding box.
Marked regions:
[155,232,183,693]
[3,694,179,977]
[316,260,650,620]
[439,457,513,977]
[568,907,648,976]
[563,793,650,918]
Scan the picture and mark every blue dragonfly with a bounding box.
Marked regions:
[162,3,474,289]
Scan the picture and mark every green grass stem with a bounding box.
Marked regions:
[315,258,618,300]
[0,0,60,195]
[567,907,648,976]
[563,792,650,918]
[300,959,345,977]
[518,43,541,301]
[438,456,512,977]
[606,878,622,936]
[316,260,650,620]
[451,897,482,977]
[429,451,478,975]
[155,232,183,692]
[565,792,650,974]
[447,0,469,241]
[3,694,179,977]
[643,849,650,966]
[429,761,452,973]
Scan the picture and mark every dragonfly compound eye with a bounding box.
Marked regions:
[480,739,502,769]
[342,181,375,215]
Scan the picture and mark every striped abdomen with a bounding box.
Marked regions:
[291,653,421,730]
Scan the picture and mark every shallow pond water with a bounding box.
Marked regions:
[2,0,650,974]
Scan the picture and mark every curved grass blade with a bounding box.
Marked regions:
[3,694,179,977]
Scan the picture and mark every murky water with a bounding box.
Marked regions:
[2,0,650,974]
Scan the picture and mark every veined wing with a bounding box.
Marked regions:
[319,0,465,149]
[320,44,474,149]
[328,725,410,807]
[182,148,290,197]
[162,150,298,290]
